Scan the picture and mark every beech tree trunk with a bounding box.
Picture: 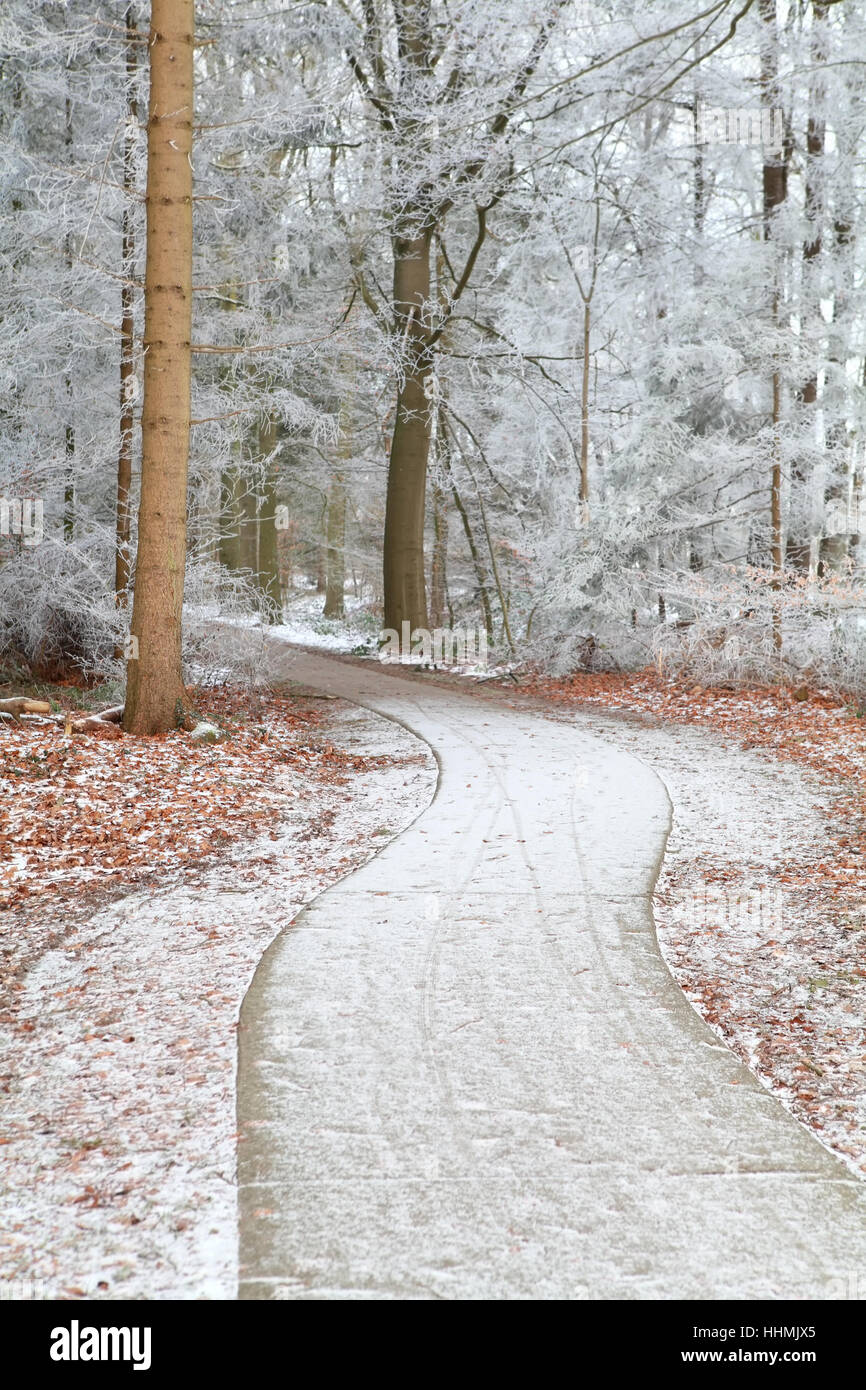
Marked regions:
[429,249,449,631]
[219,467,243,571]
[354,5,556,636]
[256,414,282,610]
[449,476,494,645]
[324,368,352,619]
[324,472,346,618]
[429,480,447,630]
[238,480,258,573]
[315,531,326,593]
[123,0,194,735]
[383,227,432,632]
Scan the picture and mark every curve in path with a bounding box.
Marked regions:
[237,649,866,1300]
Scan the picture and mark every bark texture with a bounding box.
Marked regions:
[115,4,137,617]
[383,227,433,632]
[123,0,194,734]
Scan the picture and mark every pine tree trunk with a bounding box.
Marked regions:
[123,0,193,735]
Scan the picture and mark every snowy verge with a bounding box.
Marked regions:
[0,700,437,1300]
[556,704,866,1180]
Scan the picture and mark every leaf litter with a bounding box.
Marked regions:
[0,690,436,1298]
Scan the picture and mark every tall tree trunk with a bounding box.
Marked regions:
[789,1,827,572]
[64,88,75,542]
[278,514,293,596]
[448,475,494,645]
[256,414,282,611]
[115,4,137,620]
[850,424,863,564]
[216,283,250,578]
[692,73,706,247]
[324,473,346,618]
[219,467,243,571]
[819,113,857,575]
[383,227,432,631]
[123,0,194,735]
[238,478,258,573]
[315,528,326,593]
[429,246,449,631]
[64,421,74,541]
[352,1,555,635]
[324,361,352,619]
[759,0,787,653]
[818,209,855,577]
[435,391,493,642]
[429,480,447,630]
[579,299,591,513]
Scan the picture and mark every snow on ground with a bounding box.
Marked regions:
[237,647,866,1301]
[5,643,863,1299]
[269,585,381,654]
[0,698,436,1299]
[511,671,866,1179]
[225,586,515,679]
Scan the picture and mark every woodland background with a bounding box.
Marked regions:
[1,0,865,715]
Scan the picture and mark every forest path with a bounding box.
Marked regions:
[237,648,866,1299]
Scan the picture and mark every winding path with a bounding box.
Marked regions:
[237,649,866,1299]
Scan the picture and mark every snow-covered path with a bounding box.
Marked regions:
[238,649,866,1299]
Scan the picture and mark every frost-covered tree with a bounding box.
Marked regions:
[3,0,865,698]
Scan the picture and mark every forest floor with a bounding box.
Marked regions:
[3,641,866,1294]
[0,678,436,1297]
[237,645,866,1299]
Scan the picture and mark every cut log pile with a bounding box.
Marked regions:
[0,698,51,718]
[1,698,225,741]
[0,697,123,738]
[58,704,125,738]
[61,713,123,739]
